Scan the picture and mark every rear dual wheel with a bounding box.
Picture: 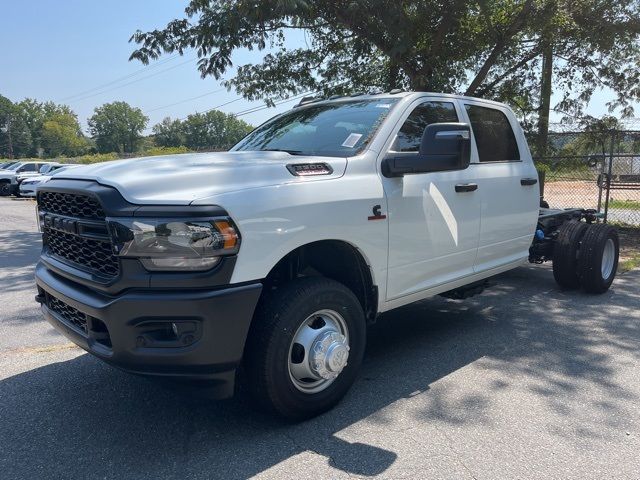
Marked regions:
[577,224,619,293]
[552,222,619,294]
[553,221,589,289]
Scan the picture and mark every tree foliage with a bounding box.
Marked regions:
[130,1,640,126]
[0,97,90,158]
[88,101,149,153]
[41,113,89,157]
[152,117,186,147]
[16,99,88,157]
[0,95,32,158]
[152,111,252,150]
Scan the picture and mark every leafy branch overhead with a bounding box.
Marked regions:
[130,0,640,121]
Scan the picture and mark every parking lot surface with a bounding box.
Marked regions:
[1,196,639,479]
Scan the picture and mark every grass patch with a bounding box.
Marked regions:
[616,225,640,273]
[620,255,640,273]
[608,199,640,211]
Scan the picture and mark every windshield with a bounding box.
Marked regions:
[232,98,399,157]
[6,163,22,171]
[51,165,76,175]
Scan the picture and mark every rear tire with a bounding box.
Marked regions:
[578,224,619,294]
[552,221,589,289]
[244,277,366,420]
[0,181,10,197]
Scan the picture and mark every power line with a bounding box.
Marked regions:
[174,97,244,122]
[58,53,181,102]
[144,88,227,113]
[65,57,197,104]
[233,92,312,117]
[150,89,318,130]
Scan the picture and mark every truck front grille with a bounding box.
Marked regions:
[45,293,88,333]
[38,190,120,279]
[38,191,105,220]
[45,228,120,277]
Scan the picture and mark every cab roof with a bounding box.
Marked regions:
[296,90,508,109]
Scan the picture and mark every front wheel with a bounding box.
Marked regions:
[243,277,366,420]
[0,181,10,197]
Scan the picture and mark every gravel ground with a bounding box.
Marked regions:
[1,196,639,480]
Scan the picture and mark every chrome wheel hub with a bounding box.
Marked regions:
[601,238,615,279]
[310,331,350,380]
[288,309,350,393]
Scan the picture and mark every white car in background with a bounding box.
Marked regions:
[0,161,56,196]
[19,165,81,197]
[0,161,20,170]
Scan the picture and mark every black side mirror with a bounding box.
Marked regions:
[382,123,471,177]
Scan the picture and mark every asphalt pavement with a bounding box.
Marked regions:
[1,196,639,479]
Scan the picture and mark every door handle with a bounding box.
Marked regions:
[521,178,538,186]
[455,183,478,193]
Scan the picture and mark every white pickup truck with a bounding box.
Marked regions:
[34,91,619,419]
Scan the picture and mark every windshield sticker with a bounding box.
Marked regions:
[342,133,363,148]
[375,103,392,109]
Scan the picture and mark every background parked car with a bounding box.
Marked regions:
[0,161,57,196]
[37,163,62,175]
[0,161,20,170]
[19,164,81,197]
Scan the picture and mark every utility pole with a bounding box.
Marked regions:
[1,118,14,159]
[536,41,553,157]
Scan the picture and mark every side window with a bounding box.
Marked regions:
[464,105,520,162]
[391,101,458,152]
[20,164,37,172]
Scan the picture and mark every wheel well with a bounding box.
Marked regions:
[262,240,378,322]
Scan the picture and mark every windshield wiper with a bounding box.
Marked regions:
[260,148,305,155]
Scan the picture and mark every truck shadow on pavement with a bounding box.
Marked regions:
[0,229,41,294]
[0,266,639,479]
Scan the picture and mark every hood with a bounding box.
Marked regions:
[54,151,347,205]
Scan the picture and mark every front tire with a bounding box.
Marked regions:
[0,181,10,197]
[244,277,366,420]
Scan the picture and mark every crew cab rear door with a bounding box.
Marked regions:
[460,101,539,272]
[380,97,482,300]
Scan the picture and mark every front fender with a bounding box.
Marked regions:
[192,176,389,300]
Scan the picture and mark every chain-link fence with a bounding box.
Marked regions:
[533,119,640,227]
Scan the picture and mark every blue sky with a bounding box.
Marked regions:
[0,0,633,135]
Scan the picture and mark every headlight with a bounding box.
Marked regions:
[107,217,240,271]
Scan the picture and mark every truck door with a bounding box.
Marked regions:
[461,102,539,272]
[381,99,482,300]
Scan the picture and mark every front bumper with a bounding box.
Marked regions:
[19,185,37,197]
[35,262,262,398]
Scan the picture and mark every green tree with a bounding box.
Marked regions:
[17,99,78,156]
[41,113,89,157]
[152,117,186,147]
[181,110,252,150]
[130,1,640,142]
[88,101,149,153]
[0,95,32,158]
